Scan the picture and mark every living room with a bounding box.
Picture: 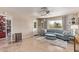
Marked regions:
[33,7,79,52]
[0,7,79,52]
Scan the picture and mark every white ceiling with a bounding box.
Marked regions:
[0,7,79,17]
[34,7,79,18]
[0,7,34,14]
[48,7,79,12]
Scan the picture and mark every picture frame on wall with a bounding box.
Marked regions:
[34,22,36,28]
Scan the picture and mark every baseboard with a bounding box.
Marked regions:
[22,34,33,39]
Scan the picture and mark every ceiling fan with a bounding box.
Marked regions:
[39,7,50,16]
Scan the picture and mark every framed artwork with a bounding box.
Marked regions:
[34,22,36,28]
[48,20,63,29]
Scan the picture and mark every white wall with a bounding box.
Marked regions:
[12,13,33,38]
[0,8,34,39]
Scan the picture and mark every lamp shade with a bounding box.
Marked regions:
[71,25,78,36]
[71,25,78,30]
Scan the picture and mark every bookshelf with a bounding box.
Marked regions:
[0,15,12,43]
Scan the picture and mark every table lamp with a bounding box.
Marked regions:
[71,25,78,36]
[71,24,78,52]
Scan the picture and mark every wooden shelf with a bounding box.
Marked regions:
[75,35,79,43]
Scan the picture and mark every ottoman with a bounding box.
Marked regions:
[45,34,56,40]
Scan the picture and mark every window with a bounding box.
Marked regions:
[48,20,63,29]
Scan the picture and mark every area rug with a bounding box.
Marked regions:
[45,39,67,48]
[35,36,67,48]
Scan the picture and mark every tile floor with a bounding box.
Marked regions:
[0,36,74,52]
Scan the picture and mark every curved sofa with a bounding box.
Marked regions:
[45,29,74,41]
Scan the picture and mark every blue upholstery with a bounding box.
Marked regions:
[45,29,74,41]
[46,29,63,34]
